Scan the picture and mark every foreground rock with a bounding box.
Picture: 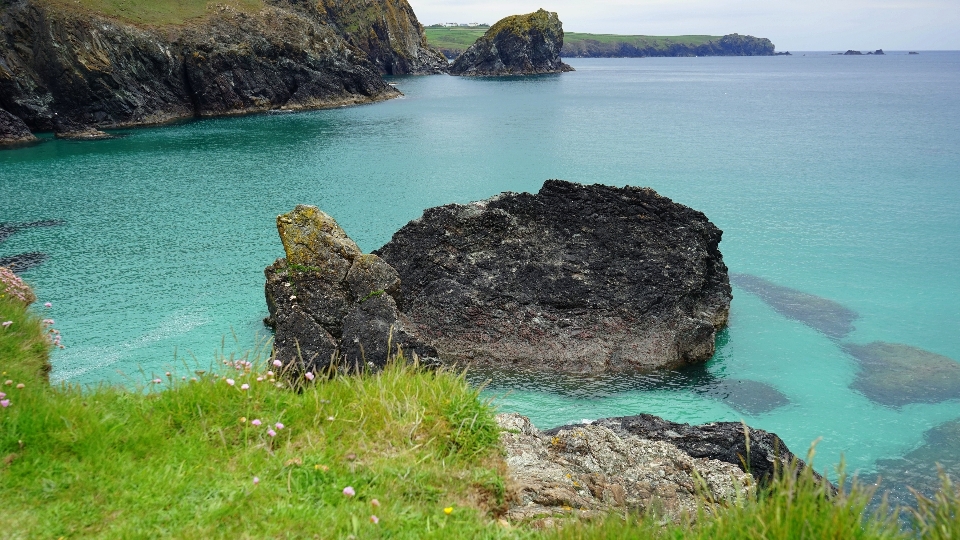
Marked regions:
[498,413,752,524]
[0,108,36,145]
[546,414,816,485]
[731,274,858,339]
[843,342,960,407]
[264,205,437,373]
[376,180,732,373]
[449,9,573,76]
[0,0,431,134]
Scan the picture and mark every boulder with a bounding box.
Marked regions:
[449,9,573,76]
[376,180,732,373]
[498,413,752,524]
[843,342,960,407]
[264,205,437,373]
[0,108,36,145]
[548,413,818,486]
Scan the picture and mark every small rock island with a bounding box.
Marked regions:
[449,9,574,76]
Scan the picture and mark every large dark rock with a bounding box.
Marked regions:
[0,0,399,134]
[449,9,573,76]
[264,205,437,374]
[0,108,36,145]
[376,180,731,373]
[549,414,816,485]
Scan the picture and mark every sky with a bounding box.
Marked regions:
[409,0,960,51]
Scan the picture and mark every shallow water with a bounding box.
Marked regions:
[2,52,959,484]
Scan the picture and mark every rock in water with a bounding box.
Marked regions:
[843,342,960,407]
[264,205,438,373]
[0,108,36,145]
[449,9,574,76]
[376,180,732,373]
[875,418,960,505]
[497,413,752,524]
[731,273,858,339]
[550,413,816,485]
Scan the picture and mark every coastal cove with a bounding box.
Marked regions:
[2,52,959,497]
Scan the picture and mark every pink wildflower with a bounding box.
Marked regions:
[304,371,314,381]
[0,392,5,399]
[240,383,250,390]
[0,400,9,408]
[267,429,277,437]
[267,371,274,377]
[251,419,261,426]
[225,378,235,386]
[44,302,52,308]
[275,422,284,430]
[256,376,264,382]
[152,378,162,384]
[370,515,379,524]
[273,359,282,367]
[4,380,11,386]
[15,383,24,389]
[343,486,355,497]
[253,476,260,485]
[371,499,380,507]
[1,321,11,328]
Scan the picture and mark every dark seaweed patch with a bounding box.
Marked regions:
[731,273,858,339]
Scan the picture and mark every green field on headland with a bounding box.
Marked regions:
[34,0,264,25]
[2,272,959,537]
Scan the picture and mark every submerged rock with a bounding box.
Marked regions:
[843,342,960,407]
[731,273,858,339]
[377,180,732,374]
[0,253,47,273]
[0,108,36,145]
[264,205,437,373]
[549,413,816,485]
[875,418,960,503]
[695,378,790,416]
[498,413,752,524]
[449,9,573,76]
[0,220,65,244]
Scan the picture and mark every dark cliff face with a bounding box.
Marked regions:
[0,0,400,133]
[449,9,573,76]
[0,107,36,144]
[318,0,448,75]
[562,33,776,58]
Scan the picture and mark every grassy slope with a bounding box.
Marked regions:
[424,26,490,50]
[33,0,264,26]
[2,281,959,538]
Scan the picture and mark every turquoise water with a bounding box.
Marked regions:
[2,52,959,481]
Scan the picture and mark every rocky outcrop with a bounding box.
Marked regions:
[562,33,776,58]
[548,413,816,485]
[376,180,731,373]
[498,413,751,524]
[264,205,438,374]
[318,0,448,75]
[843,342,960,407]
[0,0,402,136]
[0,107,36,145]
[449,9,573,76]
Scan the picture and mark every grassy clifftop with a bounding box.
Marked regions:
[34,0,264,26]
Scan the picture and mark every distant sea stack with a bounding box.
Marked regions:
[0,0,443,139]
[449,9,574,76]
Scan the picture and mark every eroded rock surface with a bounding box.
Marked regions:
[376,180,732,373]
[0,108,36,145]
[549,413,814,485]
[843,342,960,407]
[449,9,573,76]
[264,205,437,373]
[731,274,857,339]
[498,413,751,524]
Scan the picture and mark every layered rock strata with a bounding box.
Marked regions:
[0,0,443,138]
[449,9,573,76]
[264,205,438,373]
[498,413,752,524]
[376,180,731,373]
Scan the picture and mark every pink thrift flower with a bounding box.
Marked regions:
[152,378,162,384]
[251,419,261,426]
[273,359,282,367]
[240,383,249,390]
[275,422,284,430]
[371,499,380,507]
[370,515,379,524]
[267,371,274,377]
[253,476,260,485]
[256,376,264,382]
[225,378,235,386]
[304,372,314,381]
[0,400,9,408]
[1,321,11,328]
[343,486,355,497]
[0,392,5,399]
[15,383,24,389]
[267,429,277,437]
[44,302,52,308]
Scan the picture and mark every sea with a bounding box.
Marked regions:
[2,51,959,496]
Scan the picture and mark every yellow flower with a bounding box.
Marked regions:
[443,506,453,515]
[239,417,247,423]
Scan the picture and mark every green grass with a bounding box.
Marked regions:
[36,0,264,26]
[424,26,490,52]
[2,278,960,538]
